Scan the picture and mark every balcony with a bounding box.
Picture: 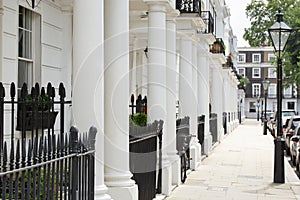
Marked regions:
[200,11,215,34]
[210,38,225,55]
[176,0,201,15]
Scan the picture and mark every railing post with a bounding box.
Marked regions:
[88,126,97,200]
[0,82,4,151]
[130,94,134,116]
[10,83,16,146]
[156,120,163,194]
[59,83,66,135]
[70,126,79,200]
[20,83,28,142]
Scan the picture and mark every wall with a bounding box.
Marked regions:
[2,0,73,136]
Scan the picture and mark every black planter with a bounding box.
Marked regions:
[16,111,58,131]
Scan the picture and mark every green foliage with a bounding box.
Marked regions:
[244,0,300,86]
[23,93,50,111]
[237,74,250,87]
[0,167,59,199]
[130,113,147,126]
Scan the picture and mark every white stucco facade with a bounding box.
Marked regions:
[0,0,240,199]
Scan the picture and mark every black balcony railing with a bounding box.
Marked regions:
[210,38,225,55]
[176,0,201,15]
[200,11,214,34]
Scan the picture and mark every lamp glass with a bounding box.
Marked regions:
[268,12,292,52]
[262,79,270,91]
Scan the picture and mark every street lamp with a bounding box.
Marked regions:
[262,78,270,135]
[268,10,292,183]
[256,97,260,121]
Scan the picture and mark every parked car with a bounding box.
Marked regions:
[269,110,296,137]
[295,138,300,171]
[283,116,300,156]
[290,135,300,166]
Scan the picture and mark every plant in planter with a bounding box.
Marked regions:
[16,83,58,131]
[129,113,147,126]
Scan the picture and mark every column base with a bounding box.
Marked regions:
[203,134,212,155]
[189,143,201,170]
[162,159,172,196]
[107,184,138,200]
[218,128,225,142]
[167,153,180,185]
[95,185,112,200]
[105,172,138,200]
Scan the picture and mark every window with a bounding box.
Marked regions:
[18,6,41,90]
[268,68,276,78]
[252,83,261,97]
[287,102,295,110]
[238,68,245,77]
[238,54,245,63]
[252,68,260,78]
[268,83,276,98]
[284,85,292,98]
[268,53,276,62]
[252,53,261,63]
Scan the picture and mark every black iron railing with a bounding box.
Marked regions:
[197,115,205,154]
[0,82,71,150]
[209,113,218,144]
[129,120,163,200]
[200,11,215,34]
[210,38,226,55]
[176,0,201,15]
[0,126,96,200]
[129,94,147,115]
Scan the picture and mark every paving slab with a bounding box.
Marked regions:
[164,119,300,200]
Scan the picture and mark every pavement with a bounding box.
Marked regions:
[164,119,300,200]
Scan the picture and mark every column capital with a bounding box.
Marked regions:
[144,0,168,12]
[166,10,180,21]
[144,0,169,5]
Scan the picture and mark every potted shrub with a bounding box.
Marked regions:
[129,113,147,126]
[16,87,58,131]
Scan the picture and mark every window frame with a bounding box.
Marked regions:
[268,68,276,78]
[18,6,41,90]
[252,68,261,78]
[268,83,276,98]
[238,53,246,63]
[252,53,261,63]
[238,68,245,77]
[252,83,261,97]
[268,53,276,62]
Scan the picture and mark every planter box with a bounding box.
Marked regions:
[16,111,58,131]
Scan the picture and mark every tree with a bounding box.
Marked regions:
[244,0,296,46]
[244,0,300,88]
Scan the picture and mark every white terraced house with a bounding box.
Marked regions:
[0,0,241,199]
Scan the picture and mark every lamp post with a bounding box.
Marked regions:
[256,98,260,121]
[239,99,242,124]
[262,78,270,135]
[268,10,292,183]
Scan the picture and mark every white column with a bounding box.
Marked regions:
[130,38,137,95]
[146,1,172,195]
[73,1,111,199]
[190,41,201,169]
[179,35,199,170]
[197,42,212,155]
[211,63,224,142]
[166,13,180,185]
[104,0,138,199]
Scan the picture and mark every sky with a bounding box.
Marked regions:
[225,0,252,47]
